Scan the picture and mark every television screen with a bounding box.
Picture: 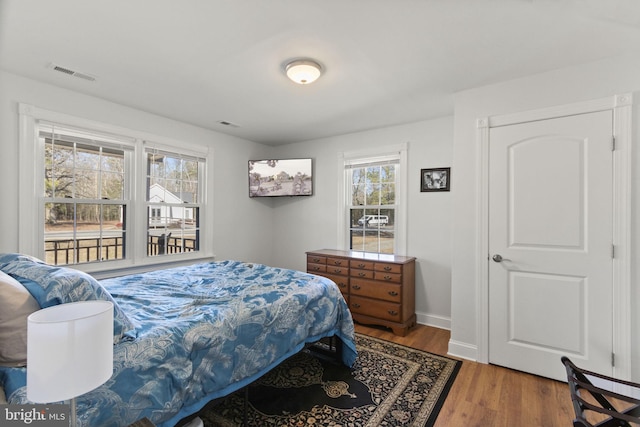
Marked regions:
[249,158,313,197]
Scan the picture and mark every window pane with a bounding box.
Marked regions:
[350,208,365,227]
[75,143,100,169]
[381,165,395,183]
[381,183,395,205]
[182,180,198,203]
[75,170,99,199]
[44,140,74,198]
[366,182,381,205]
[44,202,125,265]
[102,171,124,199]
[147,206,199,257]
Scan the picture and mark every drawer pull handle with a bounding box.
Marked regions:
[352,285,361,290]
[333,269,342,274]
[358,272,366,277]
[353,303,361,309]
[388,291,398,296]
[383,266,392,271]
[358,263,365,268]
[339,283,346,288]
[313,258,320,262]
[312,266,320,271]
[388,310,398,316]
[334,260,342,265]
[384,275,392,280]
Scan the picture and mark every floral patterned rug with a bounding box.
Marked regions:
[200,333,461,427]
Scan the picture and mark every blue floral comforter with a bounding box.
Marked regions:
[0,259,357,427]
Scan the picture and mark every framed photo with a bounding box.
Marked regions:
[421,167,450,192]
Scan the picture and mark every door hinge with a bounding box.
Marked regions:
[612,353,615,367]
[612,136,616,151]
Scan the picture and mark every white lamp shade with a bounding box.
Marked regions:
[285,60,322,84]
[27,301,114,403]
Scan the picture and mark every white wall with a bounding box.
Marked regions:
[271,117,455,329]
[450,55,640,380]
[0,70,275,265]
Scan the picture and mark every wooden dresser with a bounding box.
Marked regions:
[306,249,416,336]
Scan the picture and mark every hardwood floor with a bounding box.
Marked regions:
[355,323,576,427]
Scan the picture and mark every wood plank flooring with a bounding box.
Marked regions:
[355,323,576,427]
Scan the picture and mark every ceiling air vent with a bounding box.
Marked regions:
[49,63,96,82]
[217,120,239,128]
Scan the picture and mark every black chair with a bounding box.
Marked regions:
[561,356,640,426]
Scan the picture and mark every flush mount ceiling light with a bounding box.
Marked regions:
[285,59,322,84]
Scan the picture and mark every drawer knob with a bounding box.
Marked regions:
[352,285,361,290]
[388,291,398,297]
[383,266,392,271]
[339,283,346,288]
[333,269,342,274]
[358,272,366,277]
[312,266,320,271]
[358,263,365,268]
[334,260,342,265]
[388,310,398,316]
[383,275,392,280]
[353,303,361,309]
[313,258,320,262]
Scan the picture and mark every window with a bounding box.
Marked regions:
[41,123,132,265]
[19,104,211,270]
[347,159,397,254]
[145,146,204,257]
[341,144,407,255]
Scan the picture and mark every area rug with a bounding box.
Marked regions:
[200,333,462,427]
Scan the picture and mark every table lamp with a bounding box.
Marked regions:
[27,301,114,427]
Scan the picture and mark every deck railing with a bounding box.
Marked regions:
[44,235,197,265]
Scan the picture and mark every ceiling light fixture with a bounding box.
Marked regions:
[285,59,322,85]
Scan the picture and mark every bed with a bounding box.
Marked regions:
[0,253,357,426]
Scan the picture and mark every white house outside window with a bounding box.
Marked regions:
[19,104,211,271]
[145,146,204,257]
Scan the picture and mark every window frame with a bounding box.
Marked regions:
[338,143,408,255]
[18,103,214,274]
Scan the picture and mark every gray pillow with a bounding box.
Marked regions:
[0,271,40,367]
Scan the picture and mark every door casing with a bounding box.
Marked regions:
[475,93,633,379]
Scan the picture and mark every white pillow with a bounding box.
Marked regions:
[0,270,40,367]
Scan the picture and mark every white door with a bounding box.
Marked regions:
[488,110,613,381]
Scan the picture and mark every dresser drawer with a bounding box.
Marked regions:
[327,257,348,267]
[350,269,374,279]
[307,255,327,264]
[374,262,403,274]
[350,260,374,270]
[326,265,348,276]
[307,263,326,273]
[350,296,401,322]
[374,271,402,283]
[350,279,401,303]
[322,273,349,294]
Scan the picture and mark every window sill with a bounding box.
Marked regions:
[77,253,217,280]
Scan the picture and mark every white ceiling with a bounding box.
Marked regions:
[1,0,640,146]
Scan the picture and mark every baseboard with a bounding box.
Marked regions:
[447,339,478,361]
[416,312,451,330]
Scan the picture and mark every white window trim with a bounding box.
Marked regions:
[337,142,408,255]
[18,103,215,275]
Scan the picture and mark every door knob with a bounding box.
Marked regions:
[492,254,503,263]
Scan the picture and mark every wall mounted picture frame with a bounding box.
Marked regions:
[421,167,450,192]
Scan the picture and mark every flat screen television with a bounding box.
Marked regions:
[249,158,313,197]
